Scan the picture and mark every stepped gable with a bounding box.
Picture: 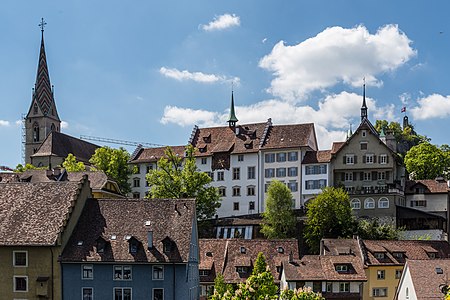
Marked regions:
[61,198,196,263]
[260,123,317,151]
[128,145,186,164]
[302,150,332,164]
[31,131,99,163]
[191,122,266,157]
[405,179,450,194]
[0,180,85,246]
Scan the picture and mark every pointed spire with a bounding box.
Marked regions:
[227,90,238,127]
[361,79,368,122]
[346,124,353,140]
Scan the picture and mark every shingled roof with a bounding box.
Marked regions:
[31,131,99,163]
[61,198,196,263]
[198,239,299,284]
[302,150,332,164]
[261,123,317,150]
[0,179,88,246]
[129,145,186,164]
[405,179,450,194]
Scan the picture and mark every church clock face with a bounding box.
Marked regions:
[212,153,230,171]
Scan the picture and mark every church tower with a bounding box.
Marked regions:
[25,19,61,164]
[227,91,238,128]
[360,82,368,122]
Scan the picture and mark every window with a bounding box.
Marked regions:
[372,288,387,297]
[288,167,298,177]
[114,266,132,280]
[114,288,132,300]
[339,282,349,292]
[265,153,275,163]
[360,142,368,150]
[306,180,315,190]
[378,198,389,208]
[378,171,386,180]
[395,269,402,279]
[319,165,327,174]
[233,202,239,211]
[326,282,333,292]
[393,252,404,259]
[345,154,354,164]
[236,266,248,273]
[276,152,286,162]
[379,154,388,164]
[336,264,348,272]
[375,252,385,259]
[265,168,275,178]
[362,130,367,137]
[82,265,93,279]
[199,270,210,276]
[411,200,427,207]
[365,154,374,163]
[218,187,226,197]
[247,186,255,196]
[247,166,255,179]
[13,251,27,267]
[249,201,255,210]
[33,122,40,142]
[363,172,371,181]
[364,198,375,209]
[152,266,164,280]
[233,168,240,180]
[82,287,93,300]
[233,186,241,196]
[147,165,153,173]
[238,155,244,162]
[377,270,385,279]
[217,171,224,181]
[14,276,27,292]
[288,151,298,161]
[288,181,298,192]
[133,178,140,188]
[201,157,207,164]
[152,288,163,300]
[351,199,361,209]
[132,192,140,199]
[345,172,353,181]
[276,168,286,177]
[305,166,314,175]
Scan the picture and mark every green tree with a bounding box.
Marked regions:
[261,181,296,239]
[252,252,268,276]
[14,163,46,172]
[62,153,86,172]
[404,142,450,180]
[357,219,403,240]
[89,146,132,194]
[304,187,356,253]
[146,145,221,220]
[210,274,233,300]
[280,287,324,300]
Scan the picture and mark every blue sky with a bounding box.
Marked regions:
[1,1,450,168]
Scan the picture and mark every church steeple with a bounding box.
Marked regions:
[24,19,61,164]
[361,81,368,122]
[227,91,238,128]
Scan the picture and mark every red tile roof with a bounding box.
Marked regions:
[302,150,332,164]
[261,123,317,150]
[129,145,186,164]
[405,179,449,194]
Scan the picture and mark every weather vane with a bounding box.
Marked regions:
[39,18,47,33]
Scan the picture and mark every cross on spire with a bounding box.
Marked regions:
[39,18,47,33]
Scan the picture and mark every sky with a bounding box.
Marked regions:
[1,1,450,168]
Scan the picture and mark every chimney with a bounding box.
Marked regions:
[288,251,294,264]
[319,239,325,255]
[147,231,153,249]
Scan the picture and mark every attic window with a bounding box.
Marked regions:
[244,141,253,149]
[206,252,213,257]
[111,235,117,240]
[436,267,444,274]
[374,252,385,259]
[277,247,284,254]
[393,252,404,259]
[145,221,151,226]
[129,240,138,254]
[428,252,438,259]
[199,270,210,276]
[199,146,207,153]
[335,264,348,272]
[163,240,173,253]
[236,266,248,274]
[77,241,83,246]
[240,247,246,254]
[203,134,211,143]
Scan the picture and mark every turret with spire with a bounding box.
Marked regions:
[227,90,238,128]
[25,18,61,164]
[361,81,368,122]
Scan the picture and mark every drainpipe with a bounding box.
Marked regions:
[51,247,54,300]
[173,263,176,300]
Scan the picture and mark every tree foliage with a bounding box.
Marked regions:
[357,219,403,240]
[62,153,86,172]
[280,287,324,300]
[261,180,296,239]
[304,187,355,253]
[89,146,132,194]
[14,163,46,172]
[146,145,221,220]
[404,142,450,180]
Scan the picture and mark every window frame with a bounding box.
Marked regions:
[113,265,132,281]
[233,202,240,211]
[265,153,275,163]
[82,287,94,300]
[152,265,164,280]
[372,287,388,297]
[82,264,94,280]
[378,197,389,208]
[276,152,286,162]
[114,287,132,300]
[288,151,298,161]
[152,288,164,300]
[237,154,244,162]
[351,198,361,210]
[247,185,255,196]
[217,171,224,181]
[13,275,28,292]
[345,154,354,165]
[339,282,350,292]
[232,168,240,180]
[377,269,386,280]
[288,167,298,177]
[232,186,241,197]
[364,198,375,209]
[247,166,256,179]
[13,251,28,267]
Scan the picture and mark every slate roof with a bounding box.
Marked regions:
[61,198,196,263]
[363,240,450,266]
[403,259,450,299]
[302,150,332,164]
[198,239,299,284]
[31,131,99,163]
[0,180,86,246]
[405,179,449,194]
[129,145,186,164]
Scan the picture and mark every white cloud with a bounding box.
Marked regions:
[259,24,416,101]
[159,67,240,85]
[0,120,10,127]
[410,94,450,120]
[15,120,22,126]
[61,121,69,129]
[160,106,221,127]
[201,13,240,31]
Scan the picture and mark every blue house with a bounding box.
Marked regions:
[61,198,199,300]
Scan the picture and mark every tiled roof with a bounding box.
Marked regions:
[331,142,345,154]
[199,239,299,284]
[61,198,196,263]
[282,255,325,281]
[261,123,316,150]
[31,131,99,163]
[302,150,332,164]
[404,259,450,299]
[129,145,187,164]
[67,171,109,190]
[363,240,450,265]
[405,179,449,194]
[0,172,21,183]
[0,180,87,246]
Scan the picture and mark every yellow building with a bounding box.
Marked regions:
[362,240,450,300]
[0,176,91,299]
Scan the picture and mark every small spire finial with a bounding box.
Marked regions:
[39,18,47,33]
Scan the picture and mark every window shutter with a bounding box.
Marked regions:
[386,171,390,180]
[343,156,346,164]
[372,171,378,180]
[354,156,358,163]
[363,155,366,163]
[360,172,364,180]
[374,155,377,163]
[341,173,345,181]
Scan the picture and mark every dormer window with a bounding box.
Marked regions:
[393,252,404,259]
[203,134,211,143]
[128,238,139,254]
[240,246,246,254]
[199,270,210,276]
[236,266,248,274]
[428,252,438,258]
[199,146,207,153]
[374,252,385,259]
[162,238,173,253]
[335,264,348,272]
[277,247,284,254]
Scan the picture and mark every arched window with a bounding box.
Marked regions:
[364,198,375,209]
[33,122,40,142]
[351,198,361,210]
[378,197,389,208]
[33,103,38,115]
